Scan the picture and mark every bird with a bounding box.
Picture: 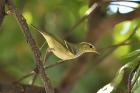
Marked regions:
[31,24,99,60]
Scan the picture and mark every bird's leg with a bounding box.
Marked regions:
[39,41,47,50]
[43,48,55,64]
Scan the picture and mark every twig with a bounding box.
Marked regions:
[29,42,61,84]
[14,71,35,83]
[6,0,54,93]
[0,0,6,27]
[15,60,67,83]
[28,48,54,84]
[29,74,38,85]
[124,24,140,42]
[63,3,98,38]
[98,41,140,51]
[44,60,67,69]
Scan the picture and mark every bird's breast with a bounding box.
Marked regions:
[44,36,75,60]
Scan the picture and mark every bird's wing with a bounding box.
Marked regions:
[50,34,77,55]
[31,24,76,55]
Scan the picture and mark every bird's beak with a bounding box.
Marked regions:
[93,49,100,54]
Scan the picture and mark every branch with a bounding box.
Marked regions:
[0,0,6,27]
[63,3,98,38]
[14,71,35,83]
[5,0,54,93]
[15,60,67,83]
[98,41,140,51]
[0,83,46,93]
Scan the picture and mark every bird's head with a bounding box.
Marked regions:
[79,42,99,54]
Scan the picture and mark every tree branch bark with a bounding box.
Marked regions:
[0,83,45,93]
[5,0,54,93]
[0,0,6,27]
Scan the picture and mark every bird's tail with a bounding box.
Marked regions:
[31,24,43,32]
[31,24,51,37]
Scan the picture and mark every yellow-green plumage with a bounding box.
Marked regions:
[31,24,99,60]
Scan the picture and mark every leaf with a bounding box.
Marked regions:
[122,49,140,58]
[97,62,135,93]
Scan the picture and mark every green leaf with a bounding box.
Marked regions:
[122,49,140,58]
[97,62,135,93]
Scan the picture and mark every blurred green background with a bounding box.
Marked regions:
[0,0,140,93]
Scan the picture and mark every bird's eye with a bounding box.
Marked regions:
[89,45,93,48]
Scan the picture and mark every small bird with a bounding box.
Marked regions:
[31,24,99,60]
